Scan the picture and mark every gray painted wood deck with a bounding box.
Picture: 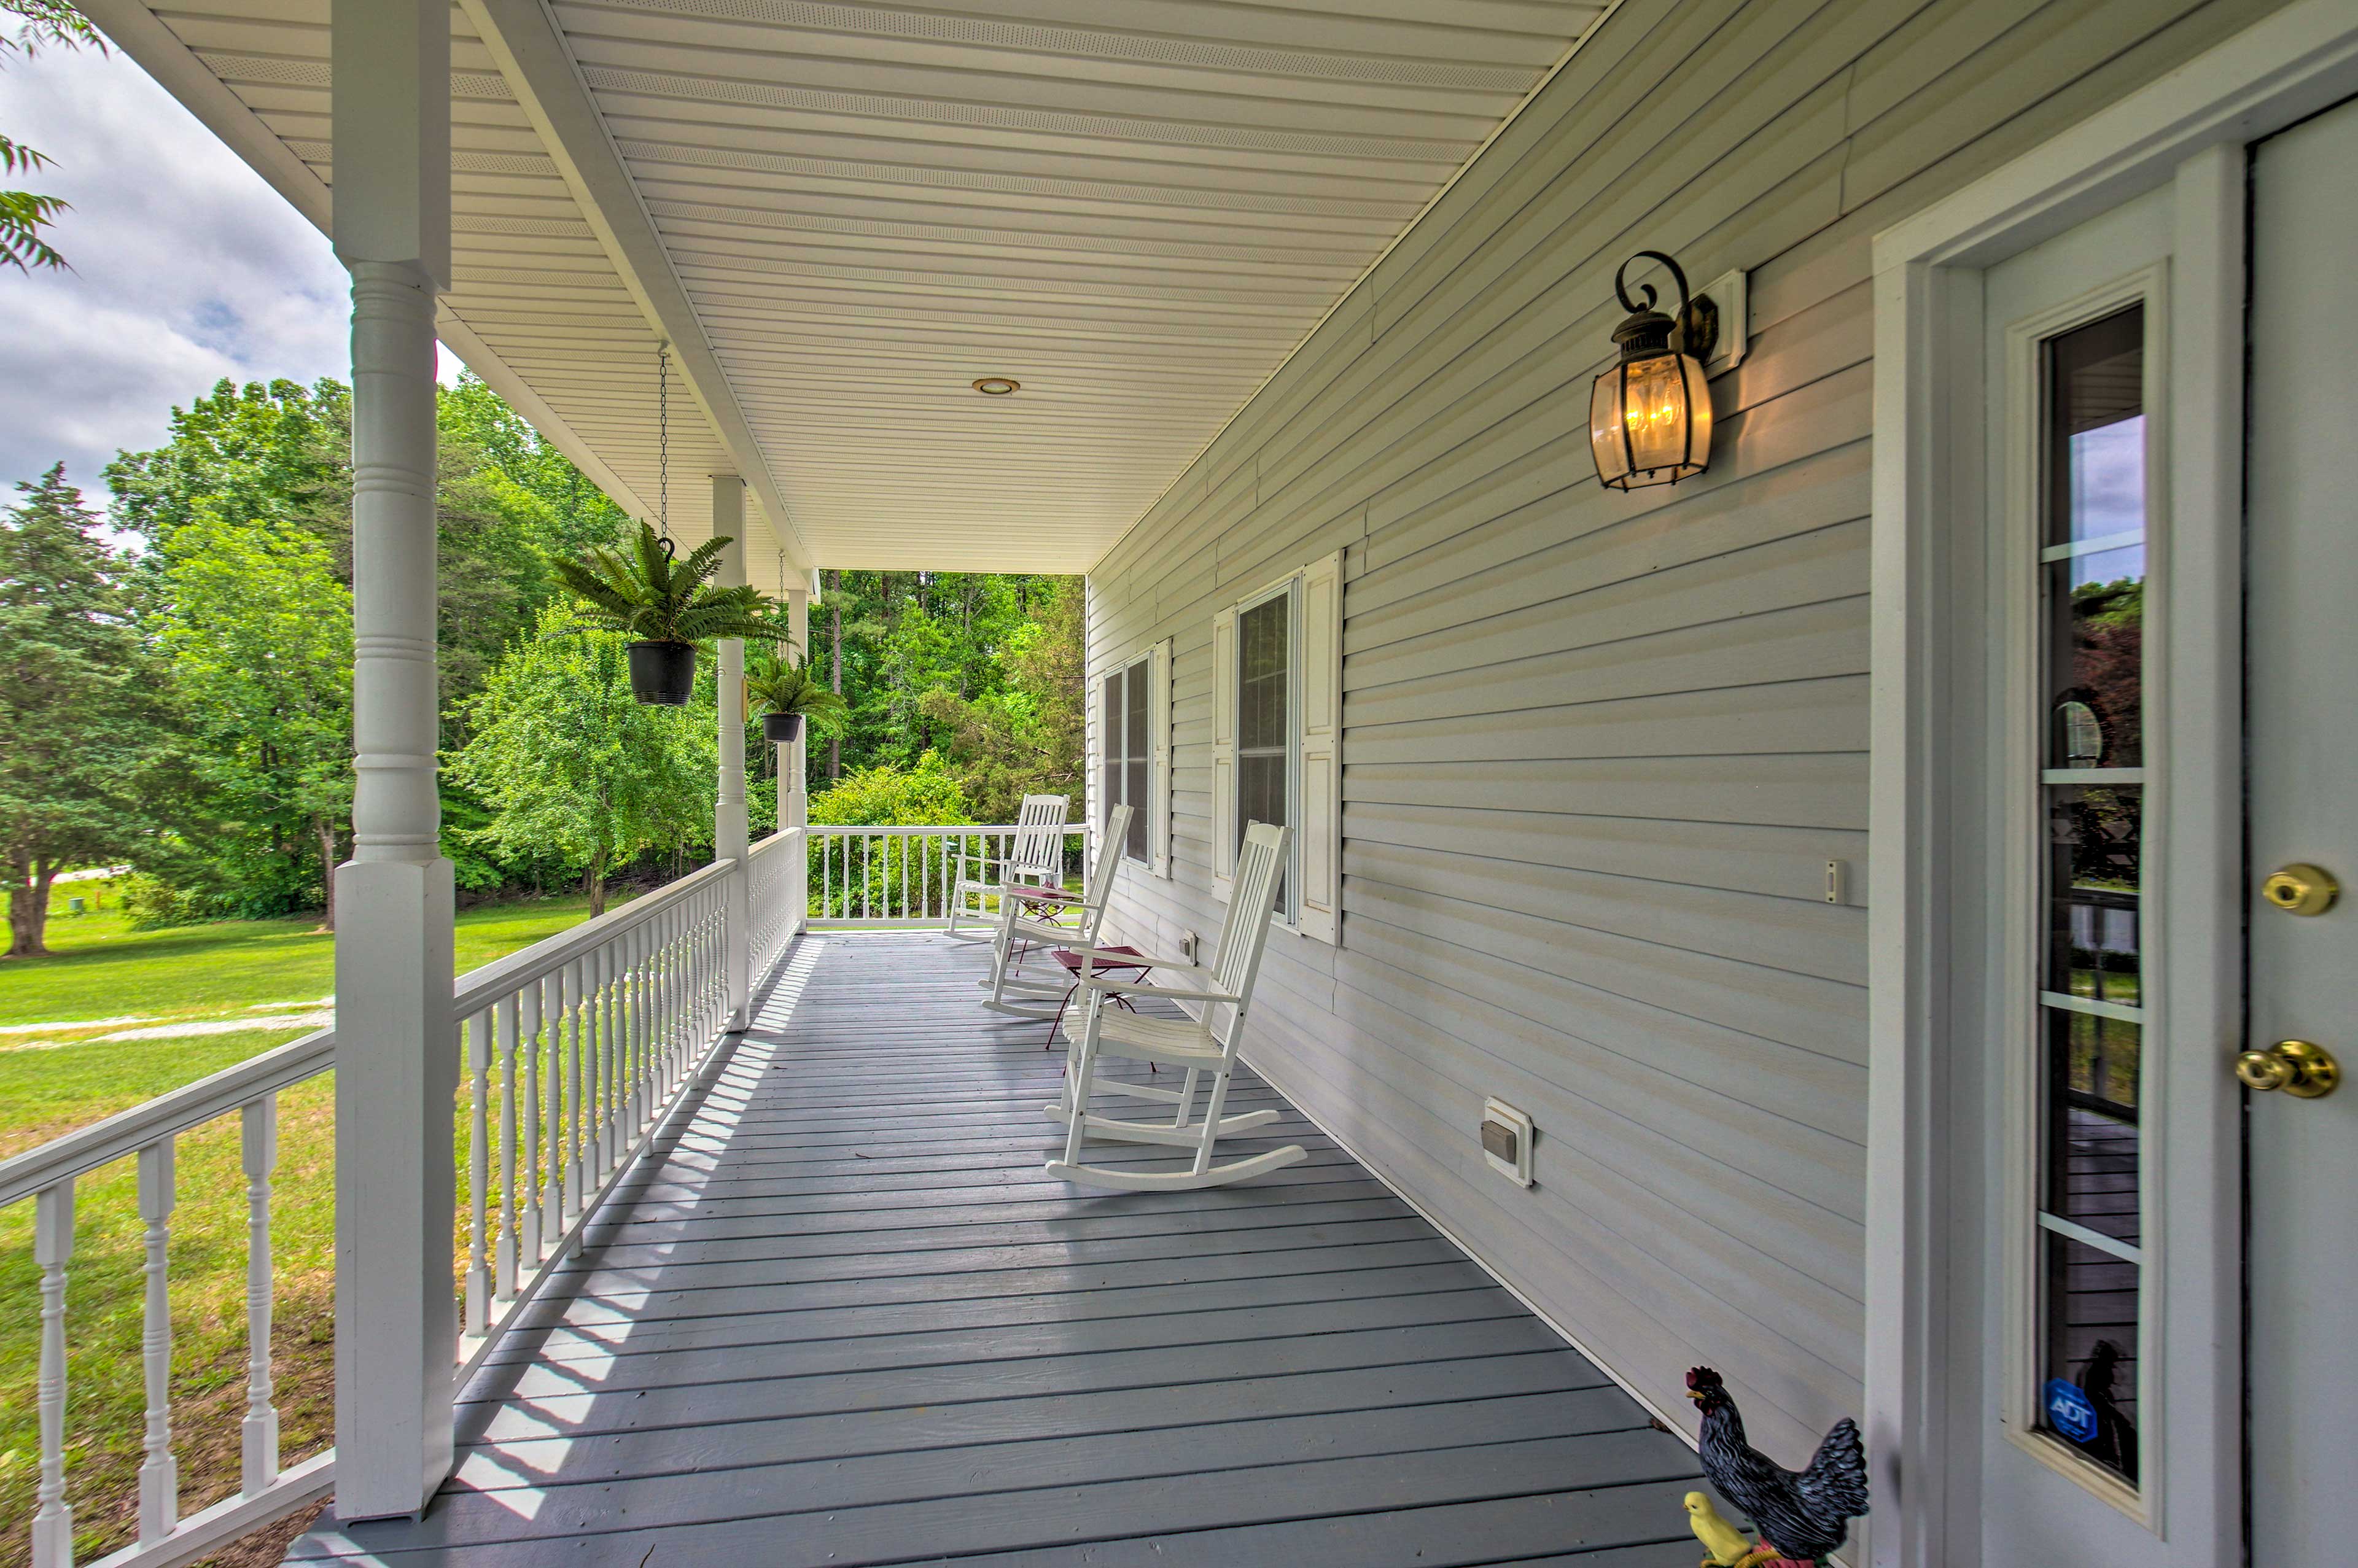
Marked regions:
[289,933,1702,1566]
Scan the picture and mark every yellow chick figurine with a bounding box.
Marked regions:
[1684,1491,1778,1568]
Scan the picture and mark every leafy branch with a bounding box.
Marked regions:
[1,0,104,274]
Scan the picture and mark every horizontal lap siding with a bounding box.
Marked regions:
[1086,0,2286,1462]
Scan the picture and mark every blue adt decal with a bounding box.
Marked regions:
[2044,1379,2099,1445]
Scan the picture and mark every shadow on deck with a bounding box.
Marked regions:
[289,934,1702,1566]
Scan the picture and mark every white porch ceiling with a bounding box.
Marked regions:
[90,0,1605,572]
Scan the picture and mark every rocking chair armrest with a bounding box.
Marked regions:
[1007,912,1083,942]
[1005,883,1080,906]
[1057,943,1193,974]
[1080,974,1242,1005]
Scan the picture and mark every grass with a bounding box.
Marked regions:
[0,883,628,1567]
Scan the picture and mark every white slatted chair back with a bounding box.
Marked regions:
[1007,793,1069,882]
[1074,803,1133,931]
[946,792,1071,944]
[1206,821,1288,1048]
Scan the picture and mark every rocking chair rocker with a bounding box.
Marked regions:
[944,793,1069,944]
[981,803,1131,1022]
[1045,821,1304,1192]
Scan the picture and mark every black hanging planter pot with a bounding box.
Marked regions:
[626,640,697,705]
[762,712,804,745]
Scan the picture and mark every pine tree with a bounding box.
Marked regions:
[0,465,167,955]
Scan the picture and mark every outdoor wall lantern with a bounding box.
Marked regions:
[1589,250,1718,491]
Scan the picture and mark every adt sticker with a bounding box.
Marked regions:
[2044,1379,2099,1444]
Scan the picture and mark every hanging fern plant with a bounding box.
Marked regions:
[554,522,795,704]
[745,650,848,743]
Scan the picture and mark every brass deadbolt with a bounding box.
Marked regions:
[2261,863,2338,915]
[2235,1038,2340,1098]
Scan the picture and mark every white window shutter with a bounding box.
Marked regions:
[1297,549,1343,944]
[1210,605,1237,902]
[1148,637,1173,878]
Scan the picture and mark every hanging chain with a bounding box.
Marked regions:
[655,342,671,546]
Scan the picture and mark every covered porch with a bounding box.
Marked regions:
[289,934,1700,1566]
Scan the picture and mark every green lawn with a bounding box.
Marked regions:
[0,885,625,1566]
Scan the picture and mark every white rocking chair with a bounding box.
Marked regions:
[944,793,1069,944]
[1045,821,1304,1192]
[980,802,1131,1022]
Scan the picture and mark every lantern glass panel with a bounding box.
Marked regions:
[1590,351,1711,489]
[1589,370,1632,486]
[1624,352,1690,471]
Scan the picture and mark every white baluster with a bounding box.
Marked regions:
[538,971,561,1251]
[565,957,585,1221]
[599,940,620,1174]
[136,1138,177,1544]
[465,1009,489,1334]
[629,922,648,1140]
[653,915,669,1106]
[642,917,659,1126]
[496,992,519,1300]
[241,1098,280,1494]
[521,977,543,1266]
[31,1179,73,1568]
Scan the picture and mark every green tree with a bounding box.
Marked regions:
[1,1,100,274]
[101,373,635,913]
[107,375,634,731]
[449,605,715,916]
[917,576,1084,820]
[0,467,167,955]
[152,502,355,927]
[814,570,1076,793]
[807,755,971,828]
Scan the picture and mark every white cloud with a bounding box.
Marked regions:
[0,42,349,505]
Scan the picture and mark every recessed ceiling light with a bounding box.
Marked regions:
[972,376,1019,395]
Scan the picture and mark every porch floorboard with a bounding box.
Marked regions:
[286,933,1700,1566]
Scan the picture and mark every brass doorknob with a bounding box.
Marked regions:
[2261,863,2338,915]
[2235,1039,2340,1098]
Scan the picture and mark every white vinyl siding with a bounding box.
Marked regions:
[1083,0,2287,1466]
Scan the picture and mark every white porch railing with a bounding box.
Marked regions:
[806,823,1083,927]
[0,853,766,1568]
[748,827,803,980]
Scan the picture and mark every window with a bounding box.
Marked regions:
[2029,304,2147,1488]
[1211,551,1340,942]
[1100,656,1151,863]
[1235,584,1297,917]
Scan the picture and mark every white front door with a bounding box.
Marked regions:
[2245,95,2358,1568]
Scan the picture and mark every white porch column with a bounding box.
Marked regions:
[713,476,750,1029]
[782,580,810,833]
[330,0,456,1523]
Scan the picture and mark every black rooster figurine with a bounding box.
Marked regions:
[1686,1367,1869,1565]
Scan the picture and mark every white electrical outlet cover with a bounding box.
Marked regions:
[1483,1097,1535,1188]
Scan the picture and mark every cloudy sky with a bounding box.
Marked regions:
[1,40,457,506]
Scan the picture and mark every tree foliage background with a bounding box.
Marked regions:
[807,569,1084,823]
[2,365,1086,951]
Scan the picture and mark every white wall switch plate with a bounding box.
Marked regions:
[1482,1098,1535,1188]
